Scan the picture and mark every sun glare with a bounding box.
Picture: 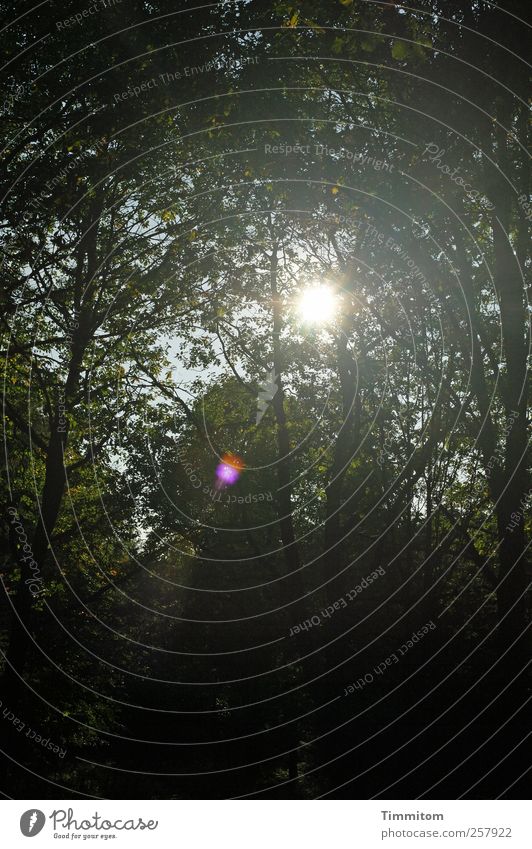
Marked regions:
[295,285,339,325]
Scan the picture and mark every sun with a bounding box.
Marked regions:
[295,284,339,325]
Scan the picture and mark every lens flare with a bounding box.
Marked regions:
[215,452,245,487]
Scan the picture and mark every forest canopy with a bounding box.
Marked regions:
[0,0,530,800]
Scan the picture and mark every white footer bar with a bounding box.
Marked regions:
[2,800,529,848]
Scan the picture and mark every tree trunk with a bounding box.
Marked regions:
[490,94,530,660]
[269,247,302,592]
[1,326,88,702]
[323,326,359,605]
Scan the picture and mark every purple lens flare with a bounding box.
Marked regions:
[214,452,245,488]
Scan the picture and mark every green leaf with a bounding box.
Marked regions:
[392,40,409,60]
[284,10,299,27]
